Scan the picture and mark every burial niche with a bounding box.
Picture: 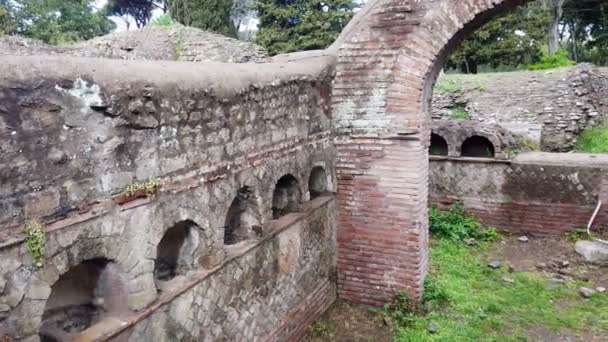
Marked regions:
[272,174,302,219]
[308,166,328,200]
[461,135,495,158]
[430,133,449,156]
[224,186,261,245]
[154,220,197,284]
[39,258,127,342]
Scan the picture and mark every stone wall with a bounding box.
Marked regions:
[430,152,608,235]
[431,65,608,151]
[0,54,337,341]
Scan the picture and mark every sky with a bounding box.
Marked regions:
[93,0,259,33]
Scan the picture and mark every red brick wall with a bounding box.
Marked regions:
[430,157,608,235]
[331,0,527,304]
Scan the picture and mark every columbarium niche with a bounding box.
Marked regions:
[224,186,261,245]
[308,166,328,200]
[272,174,302,219]
[461,136,495,158]
[154,220,198,285]
[430,133,449,156]
[39,259,127,342]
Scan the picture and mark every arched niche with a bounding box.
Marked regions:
[429,134,449,156]
[461,135,495,158]
[224,186,261,245]
[308,166,328,200]
[154,220,199,286]
[272,174,302,219]
[39,258,127,342]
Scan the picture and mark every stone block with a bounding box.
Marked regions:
[575,240,608,265]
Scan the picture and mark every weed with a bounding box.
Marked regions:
[429,204,496,242]
[308,321,336,338]
[575,126,608,153]
[566,228,590,242]
[381,291,417,327]
[422,277,449,306]
[126,177,160,197]
[151,14,175,27]
[528,50,575,71]
[448,106,471,120]
[23,221,46,267]
[434,79,461,94]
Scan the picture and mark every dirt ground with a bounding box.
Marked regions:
[304,234,608,342]
[302,300,393,342]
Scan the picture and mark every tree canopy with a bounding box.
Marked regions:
[2,0,114,44]
[253,0,356,55]
[170,0,237,37]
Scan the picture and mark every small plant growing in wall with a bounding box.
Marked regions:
[126,177,161,197]
[23,221,46,267]
[114,178,161,204]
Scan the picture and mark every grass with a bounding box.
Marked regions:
[388,205,608,341]
[448,107,472,121]
[23,220,46,267]
[575,126,608,153]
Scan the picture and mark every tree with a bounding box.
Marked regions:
[0,1,15,35]
[105,0,168,30]
[254,0,356,55]
[170,0,237,37]
[447,1,551,73]
[562,0,608,65]
[547,0,565,54]
[10,0,114,44]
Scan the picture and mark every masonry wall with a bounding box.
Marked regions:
[430,153,608,235]
[0,55,338,341]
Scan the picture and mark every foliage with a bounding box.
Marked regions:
[151,14,175,27]
[434,79,461,94]
[562,0,608,66]
[574,126,608,153]
[448,107,471,121]
[23,221,46,267]
[6,0,114,44]
[126,177,161,196]
[0,1,15,35]
[307,321,336,339]
[528,50,575,70]
[422,277,450,307]
[380,291,417,327]
[508,135,540,157]
[170,0,237,37]
[253,0,356,55]
[447,1,551,73]
[394,238,608,341]
[429,204,497,242]
[566,228,590,242]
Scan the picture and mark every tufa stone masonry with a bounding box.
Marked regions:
[0,0,607,340]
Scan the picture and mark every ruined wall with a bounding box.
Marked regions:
[431,65,608,151]
[0,55,338,341]
[430,152,608,235]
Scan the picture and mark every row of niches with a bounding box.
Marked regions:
[36,166,330,342]
[430,133,496,158]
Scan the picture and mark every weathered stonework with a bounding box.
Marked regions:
[430,152,608,235]
[0,54,337,340]
[432,65,608,151]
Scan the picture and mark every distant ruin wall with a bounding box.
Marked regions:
[430,153,608,235]
[0,55,338,341]
[431,65,608,152]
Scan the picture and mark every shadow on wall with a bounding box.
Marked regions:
[462,136,495,158]
[272,175,302,219]
[224,186,262,245]
[39,259,128,342]
[430,134,449,156]
[309,166,328,200]
[154,220,199,287]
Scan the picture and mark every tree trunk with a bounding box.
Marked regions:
[569,21,578,62]
[548,0,565,54]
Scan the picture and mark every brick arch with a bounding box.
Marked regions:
[331,0,528,306]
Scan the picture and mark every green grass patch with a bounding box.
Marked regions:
[434,79,461,94]
[528,50,575,71]
[151,14,176,27]
[388,206,608,341]
[448,107,472,121]
[575,126,608,154]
